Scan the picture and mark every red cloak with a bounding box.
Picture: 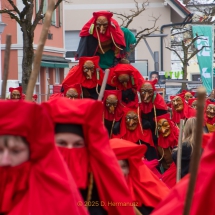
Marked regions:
[62,56,104,89]
[170,94,196,124]
[113,107,154,146]
[103,90,124,121]
[80,11,126,47]
[156,113,179,148]
[0,100,87,215]
[137,79,167,114]
[151,132,215,215]
[42,98,136,215]
[110,138,169,208]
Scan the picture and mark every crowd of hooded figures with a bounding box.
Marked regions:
[1,10,215,215]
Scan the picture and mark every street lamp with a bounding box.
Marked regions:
[0,21,6,97]
[142,34,168,72]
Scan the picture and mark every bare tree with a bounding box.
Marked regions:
[167,28,209,90]
[111,0,160,54]
[1,0,63,92]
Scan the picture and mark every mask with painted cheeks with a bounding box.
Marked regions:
[106,94,118,114]
[140,83,154,103]
[66,88,79,100]
[184,92,193,102]
[11,90,21,100]
[96,16,108,34]
[125,111,139,131]
[118,74,130,89]
[172,96,184,112]
[83,60,95,80]
[157,119,171,137]
[206,104,215,118]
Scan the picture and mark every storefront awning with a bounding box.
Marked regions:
[41,61,69,68]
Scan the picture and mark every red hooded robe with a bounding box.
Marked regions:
[110,138,169,209]
[9,87,22,99]
[42,98,136,215]
[0,100,88,215]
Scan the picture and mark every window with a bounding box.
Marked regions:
[65,31,81,61]
[55,68,60,84]
[192,74,201,81]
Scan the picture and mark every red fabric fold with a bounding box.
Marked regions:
[161,162,177,188]
[110,138,169,208]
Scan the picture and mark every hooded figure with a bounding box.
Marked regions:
[42,98,136,215]
[205,99,215,133]
[151,132,215,215]
[110,138,169,215]
[181,90,195,103]
[137,79,168,146]
[155,113,179,168]
[170,93,196,125]
[0,100,88,215]
[76,11,127,69]
[63,83,83,99]
[112,107,156,161]
[108,64,143,108]
[103,90,124,136]
[9,87,22,100]
[62,56,104,100]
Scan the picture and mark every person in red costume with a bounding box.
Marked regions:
[9,87,22,100]
[170,93,196,126]
[154,113,179,188]
[188,98,197,109]
[151,131,215,215]
[108,63,143,108]
[0,100,88,215]
[63,83,83,99]
[62,56,104,100]
[156,113,179,169]
[112,106,156,161]
[181,90,195,103]
[103,90,124,136]
[76,11,126,69]
[137,79,168,147]
[42,98,136,215]
[110,138,169,215]
[205,99,215,133]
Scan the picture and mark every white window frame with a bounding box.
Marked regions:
[55,68,60,84]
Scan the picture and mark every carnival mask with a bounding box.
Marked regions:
[118,74,130,89]
[140,83,154,103]
[191,100,197,109]
[206,104,215,118]
[11,90,21,100]
[83,60,95,80]
[157,119,171,137]
[105,94,118,114]
[184,92,193,102]
[172,96,184,112]
[96,16,108,34]
[66,88,79,99]
[125,111,138,131]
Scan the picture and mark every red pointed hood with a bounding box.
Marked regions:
[0,100,87,215]
[205,99,215,125]
[42,98,136,215]
[103,90,123,121]
[110,138,169,208]
[155,113,179,148]
[80,11,126,47]
[63,83,82,98]
[62,56,104,89]
[9,87,22,99]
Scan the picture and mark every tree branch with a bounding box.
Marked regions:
[7,0,21,15]
[187,45,210,61]
[166,46,184,63]
[0,9,21,24]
